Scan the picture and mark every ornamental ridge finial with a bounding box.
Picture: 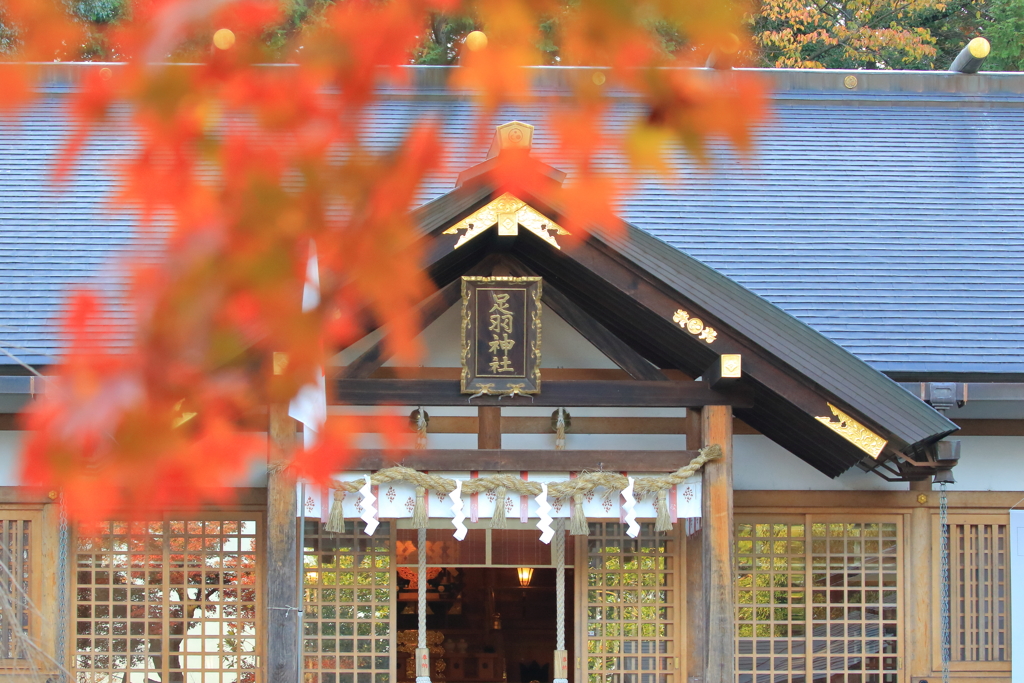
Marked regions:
[487,121,534,159]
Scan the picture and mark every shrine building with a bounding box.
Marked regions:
[0,64,1022,683]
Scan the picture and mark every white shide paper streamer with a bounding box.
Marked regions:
[536,483,554,544]
[359,475,379,536]
[450,480,468,541]
[622,477,640,538]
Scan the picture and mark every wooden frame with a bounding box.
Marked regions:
[345,449,703,473]
[393,519,575,568]
[0,507,42,672]
[461,276,542,396]
[301,519,397,683]
[576,521,684,683]
[71,512,265,683]
[334,379,750,408]
[930,512,1011,674]
[734,513,906,683]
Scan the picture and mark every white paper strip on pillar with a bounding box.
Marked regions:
[1011,509,1024,683]
[450,480,468,541]
[360,475,379,536]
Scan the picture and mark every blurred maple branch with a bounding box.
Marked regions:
[1,0,767,519]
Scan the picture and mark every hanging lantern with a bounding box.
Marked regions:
[517,567,534,587]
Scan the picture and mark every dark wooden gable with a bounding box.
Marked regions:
[346,152,957,480]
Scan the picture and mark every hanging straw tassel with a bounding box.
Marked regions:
[570,492,589,536]
[490,486,508,529]
[414,408,429,450]
[554,407,567,451]
[655,488,672,533]
[325,488,346,533]
[412,486,429,529]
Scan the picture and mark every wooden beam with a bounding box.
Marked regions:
[334,379,751,407]
[478,406,502,449]
[704,354,742,389]
[734,489,1024,510]
[501,254,667,381]
[343,448,702,472]
[512,234,920,467]
[685,408,703,451]
[266,405,299,683]
[360,367,693,380]
[702,405,734,683]
[341,280,462,379]
[543,283,668,381]
[417,415,689,435]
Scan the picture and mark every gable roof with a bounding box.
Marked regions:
[405,167,956,478]
[1,66,1023,379]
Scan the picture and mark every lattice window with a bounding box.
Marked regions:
[303,520,394,683]
[73,517,261,683]
[939,515,1009,669]
[584,521,678,683]
[736,517,902,683]
[0,513,37,666]
[736,520,808,683]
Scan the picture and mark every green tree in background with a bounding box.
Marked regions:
[751,0,950,69]
[984,0,1024,68]
[413,13,477,63]
[1,0,1019,70]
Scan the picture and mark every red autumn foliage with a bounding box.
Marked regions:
[4,0,767,520]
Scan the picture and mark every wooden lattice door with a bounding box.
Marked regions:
[303,520,396,683]
[579,522,681,683]
[935,514,1010,671]
[73,515,262,683]
[0,511,39,669]
[735,516,903,683]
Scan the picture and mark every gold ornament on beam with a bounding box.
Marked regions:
[443,193,570,249]
[815,403,887,459]
[671,309,717,344]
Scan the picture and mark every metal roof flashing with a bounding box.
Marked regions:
[19,63,1024,102]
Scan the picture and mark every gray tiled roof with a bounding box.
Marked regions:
[2,67,1023,375]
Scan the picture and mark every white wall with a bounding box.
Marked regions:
[734,433,1024,492]
[0,431,23,486]
[337,303,622,369]
[0,430,270,487]
[948,436,1024,491]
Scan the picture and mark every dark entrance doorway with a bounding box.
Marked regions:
[396,567,575,683]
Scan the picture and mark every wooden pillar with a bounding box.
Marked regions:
[702,405,734,683]
[41,501,62,672]
[267,403,299,682]
[685,408,706,683]
[478,406,502,449]
[907,505,933,677]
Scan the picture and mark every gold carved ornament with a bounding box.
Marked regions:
[443,193,570,249]
[815,403,887,459]
[671,309,717,343]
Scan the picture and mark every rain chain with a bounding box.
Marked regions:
[939,482,951,683]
